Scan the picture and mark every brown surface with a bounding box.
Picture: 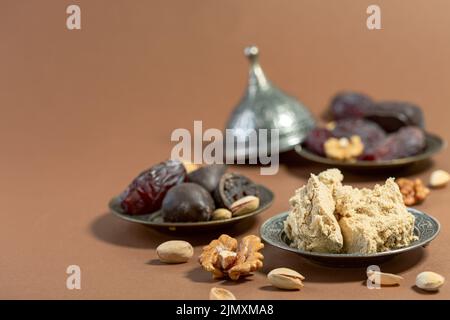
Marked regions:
[0,0,449,299]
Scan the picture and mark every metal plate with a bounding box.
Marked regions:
[109,185,274,232]
[295,132,445,169]
[260,208,440,267]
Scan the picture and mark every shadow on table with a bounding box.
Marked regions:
[185,266,254,285]
[411,285,439,295]
[258,244,427,283]
[90,212,258,249]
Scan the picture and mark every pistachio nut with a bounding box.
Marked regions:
[230,196,260,216]
[267,267,305,290]
[416,271,445,291]
[367,270,403,286]
[209,287,236,300]
[429,170,450,188]
[212,208,232,220]
[156,240,193,263]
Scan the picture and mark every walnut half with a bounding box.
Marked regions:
[198,234,264,280]
[324,135,364,161]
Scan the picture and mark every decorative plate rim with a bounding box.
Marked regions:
[295,132,445,167]
[109,184,274,228]
[260,208,440,259]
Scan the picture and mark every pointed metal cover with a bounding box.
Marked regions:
[226,46,315,157]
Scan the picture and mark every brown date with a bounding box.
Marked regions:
[119,159,186,215]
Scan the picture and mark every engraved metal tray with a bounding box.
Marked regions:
[109,185,274,232]
[260,208,440,267]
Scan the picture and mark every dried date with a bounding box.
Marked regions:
[328,92,425,132]
[332,118,386,154]
[363,126,426,160]
[328,92,373,120]
[303,128,333,156]
[120,159,186,215]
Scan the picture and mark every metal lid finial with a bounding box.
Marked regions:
[244,46,259,62]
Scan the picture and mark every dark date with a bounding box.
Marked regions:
[328,92,424,132]
[332,118,386,154]
[120,159,186,215]
[362,126,426,160]
[303,128,333,156]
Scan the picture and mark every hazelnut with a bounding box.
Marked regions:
[396,178,430,206]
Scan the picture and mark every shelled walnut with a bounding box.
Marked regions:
[198,234,264,280]
[324,135,364,161]
[396,178,430,206]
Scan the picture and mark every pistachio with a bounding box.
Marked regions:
[267,267,305,290]
[156,240,193,263]
[367,270,403,286]
[209,287,236,300]
[230,196,260,216]
[416,271,445,291]
[212,208,232,220]
[429,170,450,188]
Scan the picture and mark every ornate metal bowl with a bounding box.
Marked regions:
[260,208,440,267]
[295,132,445,170]
[109,185,274,232]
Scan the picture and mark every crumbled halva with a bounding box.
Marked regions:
[284,169,416,254]
[284,174,343,253]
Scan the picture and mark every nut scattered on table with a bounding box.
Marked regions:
[324,135,364,161]
[212,208,232,220]
[396,178,430,206]
[367,270,403,286]
[429,170,450,188]
[198,234,264,280]
[156,240,194,264]
[416,271,445,291]
[230,196,260,216]
[267,268,305,290]
[209,287,236,300]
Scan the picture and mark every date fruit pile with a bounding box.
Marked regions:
[303,92,427,161]
[119,160,260,222]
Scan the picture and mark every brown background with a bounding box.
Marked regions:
[0,0,449,299]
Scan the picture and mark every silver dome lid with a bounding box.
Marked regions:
[226,46,315,157]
